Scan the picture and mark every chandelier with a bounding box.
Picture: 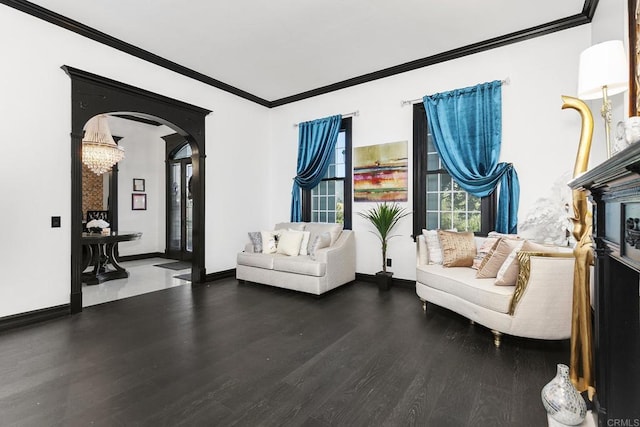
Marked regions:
[82,114,125,175]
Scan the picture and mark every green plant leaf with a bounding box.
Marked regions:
[357,202,411,272]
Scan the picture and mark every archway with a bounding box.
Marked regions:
[63,66,211,313]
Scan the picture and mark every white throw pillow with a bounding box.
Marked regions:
[422,229,443,264]
[296,230,311,256]
[277,230,304,256]
[261,230,280,254]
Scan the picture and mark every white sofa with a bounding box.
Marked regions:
[236,222,355,295]
[415,234,576,347]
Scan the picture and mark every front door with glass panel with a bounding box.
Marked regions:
[167,144,193,261]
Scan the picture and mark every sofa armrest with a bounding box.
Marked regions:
[314,230,355,279]
[314,230,353,262]
[509,251,575,315]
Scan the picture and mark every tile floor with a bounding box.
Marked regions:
[82,257,191,307]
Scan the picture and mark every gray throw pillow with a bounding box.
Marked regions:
[310,232,331,260]
[248,231,262,253]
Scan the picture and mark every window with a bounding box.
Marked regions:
[413,103,495,237]
[302,118,352,229]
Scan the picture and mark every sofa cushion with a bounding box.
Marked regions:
[237,252,275,269]
[273,256,326,277]
[417,264,514,313]
[438,230,476,267]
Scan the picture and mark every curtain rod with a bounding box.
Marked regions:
[400,78,510,107]
[293,110,359,127]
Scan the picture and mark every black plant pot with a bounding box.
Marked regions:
[375,271,393,291]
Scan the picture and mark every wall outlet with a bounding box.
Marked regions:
[386,258,392,267]
[51,216,61,228]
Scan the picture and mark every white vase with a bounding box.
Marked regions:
[541,364,587,425]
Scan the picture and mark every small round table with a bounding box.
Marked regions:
[81,231,142,285]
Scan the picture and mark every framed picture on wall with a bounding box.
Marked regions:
[133,178,145,192]
[132,193,147,210]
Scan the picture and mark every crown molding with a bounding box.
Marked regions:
[270,10,595,106]
[3,0,597,108]
[2,0,271,107]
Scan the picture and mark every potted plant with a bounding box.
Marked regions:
[358,202,411,290]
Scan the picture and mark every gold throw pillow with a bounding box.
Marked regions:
[437,230,476,267]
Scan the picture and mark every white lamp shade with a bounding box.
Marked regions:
[577,40,628,100]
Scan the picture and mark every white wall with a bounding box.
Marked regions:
[269,26,594,280]
[588,0,629,126]
[0,5,270,317]
[108,119,167,256]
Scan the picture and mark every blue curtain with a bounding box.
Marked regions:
[423,80,520,233]
[290,115,342,221]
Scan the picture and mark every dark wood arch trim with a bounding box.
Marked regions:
[63,65,211,313]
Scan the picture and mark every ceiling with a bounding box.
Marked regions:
[12,0,593,106]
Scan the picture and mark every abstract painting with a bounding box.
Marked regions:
[354,141,408,202]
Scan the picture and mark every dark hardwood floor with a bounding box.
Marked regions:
[0,279,567,426]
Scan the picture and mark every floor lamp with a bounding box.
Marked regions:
[577,40,628,158]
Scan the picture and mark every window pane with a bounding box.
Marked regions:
[335,182,344,224]
[469,194,481,211]
[427,153,439,170]
[441,212,453,229]
[468,213,481,232]
[454,213,467,231]
[427,135,436,153]
[320,212,327,222]
[440,175,452,191]
[427,193,438,209]
[328,212,336,223]
[453,191,467,210]
[320,197,327,210]
[440,192,451,211]
[426,212,439,229]
[427,175,438,192]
